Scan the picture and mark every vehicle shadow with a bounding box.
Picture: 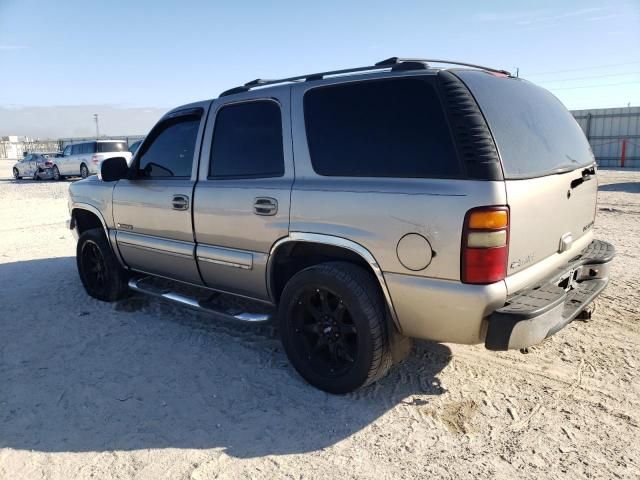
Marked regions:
[598,182,640,193]
[0,257,451,458]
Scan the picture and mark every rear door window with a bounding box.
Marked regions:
[456,70,593,178]
[82,142,96,154]
[209,101,284,178]
[303,77,460,178]
[136,115,201,178]
[97,141,127,153]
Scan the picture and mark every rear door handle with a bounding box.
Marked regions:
[254,197,278,216]
[172,194,189,210]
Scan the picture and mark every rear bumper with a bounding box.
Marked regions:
[485,239,614,350]
[36,167,55,179]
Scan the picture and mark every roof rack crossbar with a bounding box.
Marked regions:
[219,57,511,96]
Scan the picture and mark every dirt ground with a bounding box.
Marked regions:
[0,160,638,480]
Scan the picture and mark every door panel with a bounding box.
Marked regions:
[59,146,72,174]
[116,229,201,284]
[112,103,210,283]
[113,177,200,284]
[196,244,270,299]
[194,92,294,301]
[29,156,38,176]
[194,179,291,300]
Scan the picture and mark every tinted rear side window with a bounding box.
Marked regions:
[456,70,593,178]
[209,101,284,178]
[97,141,127,153]
[304,78,460,178]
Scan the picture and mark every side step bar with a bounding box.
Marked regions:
[128,277,272,323]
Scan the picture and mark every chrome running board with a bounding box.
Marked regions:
[128,276,272,323]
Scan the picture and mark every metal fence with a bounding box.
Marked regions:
[1,135,145,160]
[571,106,640,169]
[57,135,145,149]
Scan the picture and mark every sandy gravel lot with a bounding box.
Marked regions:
[0,160,638,480]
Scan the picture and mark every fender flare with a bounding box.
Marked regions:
[267,232,401,332]
[70,203,127,268]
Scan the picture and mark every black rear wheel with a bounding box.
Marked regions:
[80,163,88,179]
[77,228,130,302]
[278,261,393,393]
[52,165,61,181]
[13,168,21,180]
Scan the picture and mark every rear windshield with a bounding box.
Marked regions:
[456,70,593,179]
[97,141,128,153]
[304,77,460,178]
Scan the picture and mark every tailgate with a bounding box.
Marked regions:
[455,69,598,290]
[505,170,597,276]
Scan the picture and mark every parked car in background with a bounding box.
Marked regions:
[52,140,132,180]
[128,139,143,156]
[68,58,614,393]
[12,153,56,180]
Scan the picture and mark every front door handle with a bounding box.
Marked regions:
[254,197,278,216]
[172,194,189,211]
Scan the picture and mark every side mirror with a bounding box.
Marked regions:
[98,157,129,182]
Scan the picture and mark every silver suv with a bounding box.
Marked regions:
[54,140,131,180]
[68,58,614,393]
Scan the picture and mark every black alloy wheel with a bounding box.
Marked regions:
[80,240,108,298]
[291,287,359,376]
[76,228,130,302]
[278,261,394,394]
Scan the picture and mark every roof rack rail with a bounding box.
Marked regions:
[219,57,511,97]
[375,57,511,76]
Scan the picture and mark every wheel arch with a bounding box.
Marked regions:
[267,233,401,331]
[71,204,108,236]
[71,203,127,268]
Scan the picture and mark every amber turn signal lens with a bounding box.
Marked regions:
[468,210,508,229]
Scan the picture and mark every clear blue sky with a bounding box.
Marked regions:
[1,0,639,110]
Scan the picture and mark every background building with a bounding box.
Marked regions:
[571,106,640,168]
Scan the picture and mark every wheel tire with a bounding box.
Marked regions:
[278,261,393,394]
[33,170,41,181]
[52,165,61,181]
[76,227,130,302]
[80,163,88,179]
[13,168,21,180]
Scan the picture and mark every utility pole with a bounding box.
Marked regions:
[93,113,100,139]
[516,67,519,78]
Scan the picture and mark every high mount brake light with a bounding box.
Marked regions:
[461,207,510,284]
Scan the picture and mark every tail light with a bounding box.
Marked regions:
[461,206,509,284]
[91,155,101,165]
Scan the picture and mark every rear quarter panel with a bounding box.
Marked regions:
[290,178,507,280]
[290,79,507,280]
